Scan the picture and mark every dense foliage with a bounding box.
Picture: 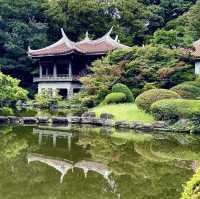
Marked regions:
[0,0,197,94]
[135,89,181,111]
[0,72,27,103]
[34,89,62,108]
[171,81,200,99]
[80,45,192,107]
[151,99,200,121]
[181,168,200,199]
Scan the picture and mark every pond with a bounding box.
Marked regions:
[0,124,200,199]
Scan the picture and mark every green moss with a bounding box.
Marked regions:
[92,103,154,122]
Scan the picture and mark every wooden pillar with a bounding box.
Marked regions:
[68,60,72,79]
[39,63,42,78]
[46,67,49,76]
[53,63,57,77]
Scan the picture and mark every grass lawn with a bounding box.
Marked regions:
[92,103,154,123]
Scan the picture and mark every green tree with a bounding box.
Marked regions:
[0,72,28,102]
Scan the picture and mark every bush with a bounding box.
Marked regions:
[112,83,134,102]
[135,89,181,112]
[171,81,200,99]
[0,107,14,116]
[34,89,62,108]
[181,168,200,199]
[102,92,126,105]
[151,99,200,121]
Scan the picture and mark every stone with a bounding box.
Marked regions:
[102,119,115,127]
[81,112,96,118]
[22,117,38,124]
[68,116,81,123]
[152,121,167,129]
[51,117,68,124]
[37,117,49,124]
[0,116,9,124]
[130,121,143,129]
[92,118,104,126]
[115,121,130,128]
[8,116,20,124]
[81,117,93,124]
[100,113,114,120]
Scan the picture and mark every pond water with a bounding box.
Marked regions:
[0,124,200,199]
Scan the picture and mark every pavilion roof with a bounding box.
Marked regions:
[28,28,130,58]
[192,39,200,58]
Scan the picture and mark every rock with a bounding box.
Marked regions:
[81,112,96,118]
[130,121,143,129]
[103,119,115,127]
[152,121,167,129]
[37,117,49,124]
[68,116,81,123]
[92,118,104,126]
[22,117,38,124]
[81,117,93,124]
[8,116,20,124]
[0,116,9,124]
[51,117,68,124]
[115,121,130,128]
[141,123,154,131]
[100,113,114,120]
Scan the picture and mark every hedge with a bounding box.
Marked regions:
[151,99,200,121]
[181,168,200,199]
[112,83,134,102]
[102,92,126,105]
[135,89,181,112]
[171,81,200,99]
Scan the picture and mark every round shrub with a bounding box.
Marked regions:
[112,83,134,102]
[151,99,200,121]
[171,81,200,99]
[135,89,181,112]
[0,107,14,116]
[102,92,126,105]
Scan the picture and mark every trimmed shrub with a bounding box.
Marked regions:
[0,107,14,116]
[135,89,181,112]
[181,168,200,199]
[112,83,134,102]
[171,81,200,99]
[102,92,126,105]
[151,99,200,121]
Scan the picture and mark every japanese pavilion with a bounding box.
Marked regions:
[28,28,129,99]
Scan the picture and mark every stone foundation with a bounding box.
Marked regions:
[0,112,190,133]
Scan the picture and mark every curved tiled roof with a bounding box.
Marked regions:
[192,39,200,58]
[28,28,130,58]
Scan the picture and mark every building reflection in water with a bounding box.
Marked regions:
[30,127,120,197]
[27,153,118,195]
[33,127,73,151]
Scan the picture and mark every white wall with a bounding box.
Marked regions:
[195,61,200,74]
[38,82,81,99]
